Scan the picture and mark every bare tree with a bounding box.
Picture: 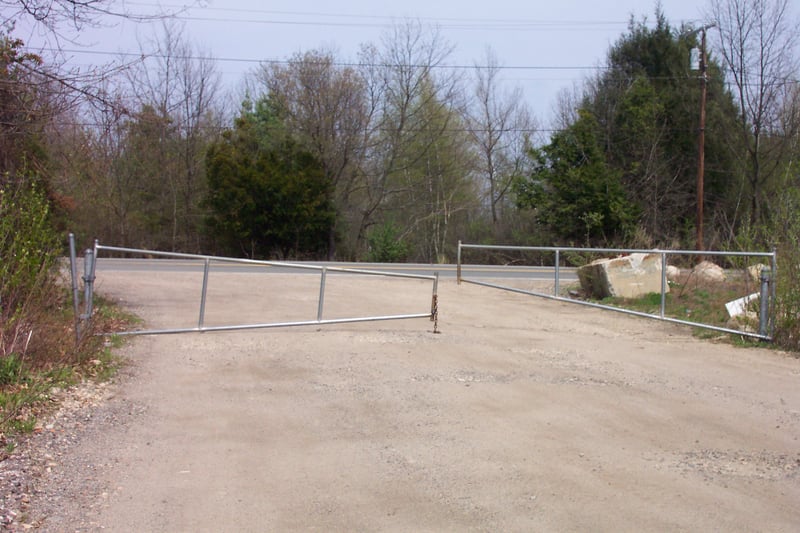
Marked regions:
[356,21,467,257]
[707,0,800,226]
[1,0,182,38]
[1,0,197,126]
[397,80,477,262]
[466,47,535,225]
[255,48,370,259]
[52,82,139,247]
[253,22,468,260]
[124,20,222,251]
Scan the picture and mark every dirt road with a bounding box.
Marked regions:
[25,270,800,530]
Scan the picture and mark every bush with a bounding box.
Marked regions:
[769,189,800,353]
[0,353,23,386]
[774,254,800,351]
[0,176,61,361]
[773,236,800,352]
[365,222,409,263]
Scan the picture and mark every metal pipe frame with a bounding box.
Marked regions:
[458,242,775,259]
[457,242,777,342]
[92,244,439,337]
[95,244,436,281]
[112,314,434,337]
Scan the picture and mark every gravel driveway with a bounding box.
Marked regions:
[2,270,799,531]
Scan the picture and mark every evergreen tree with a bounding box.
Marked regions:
[516,110,638,245]
[205,99,334,259]
[532,10,742,247]
[604,12,741,246]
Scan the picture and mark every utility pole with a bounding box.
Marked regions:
[693,24,715,258]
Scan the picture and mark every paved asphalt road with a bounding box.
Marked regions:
[94,257,578,282]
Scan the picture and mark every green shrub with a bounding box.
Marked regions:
[773,237,800,352]
[0,353,23,386]
[0,175,61,361]
[769,187,800,353]
[365,222,409,263]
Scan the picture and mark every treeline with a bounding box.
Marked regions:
[2,3,800,348]
[51,21,535,263]
[5,9,799,264]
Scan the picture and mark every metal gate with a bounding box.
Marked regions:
[457,241,776,341]
[69,235,439,340]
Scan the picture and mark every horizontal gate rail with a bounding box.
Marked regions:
[74,240,439,337]
[457,241,777,341]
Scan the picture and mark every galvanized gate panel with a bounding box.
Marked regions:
[69,236,438,339]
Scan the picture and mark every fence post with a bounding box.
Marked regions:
[554,249,561,297]
[85,240,99,322]
[770,248,777,336]
[317,267,327,322]
[82,248,91,318]
[759,268,771,338]
[199,258,211,330]
[81,246,94,338]
[660,252,667,319]
[431,272,439,333]
[456,240,462,285]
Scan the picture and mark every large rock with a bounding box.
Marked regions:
[666,264,682,282]
[747,263,769,282]
[577,253,667,299]
[692,261,726,283]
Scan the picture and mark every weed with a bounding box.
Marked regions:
[45,366,78,388]
[0,354,24,386]
[596,273,768,343]
[0,295,136,438]
[9,415,36,434]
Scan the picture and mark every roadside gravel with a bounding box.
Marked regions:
[1,273,799,531]
[0,367,143,531]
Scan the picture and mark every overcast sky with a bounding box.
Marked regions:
[14,0,709,124]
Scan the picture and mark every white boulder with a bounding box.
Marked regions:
[692,261,726,283]
[577,253,666,299]
[666,265,681,282]
[747,263,770,282]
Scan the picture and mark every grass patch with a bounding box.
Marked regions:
[0,292,137,442]
[585,270,767,344]
[0,354,24,386]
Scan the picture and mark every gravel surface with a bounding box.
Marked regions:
[0,356,157,532]
[1,272,799,531]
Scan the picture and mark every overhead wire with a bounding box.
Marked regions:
[10,3,798,116]
[121,1,635,31]
[25,46,798,87]
[32,46,610,71]
[8,2,713,91]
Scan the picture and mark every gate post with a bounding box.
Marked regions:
[80,246,96,340]
[554,249,561,296]
[199,258,211,330]
[660,251,667,319]
[456,241,462,284]
[759,268,771,338]
[317,267,328,322]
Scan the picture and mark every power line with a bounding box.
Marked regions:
[123,1,636,31]
[171,15,628,32]
[32,46,610,71]
[52,116,732,137]
[18,46,800,88]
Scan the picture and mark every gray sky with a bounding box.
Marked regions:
[15,0,708,124]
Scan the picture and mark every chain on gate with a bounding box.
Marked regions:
[430,293,439,334]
